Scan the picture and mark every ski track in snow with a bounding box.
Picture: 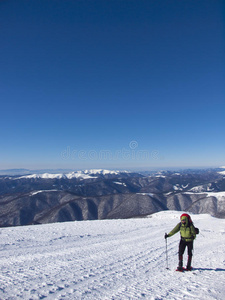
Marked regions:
[0,211,225,300]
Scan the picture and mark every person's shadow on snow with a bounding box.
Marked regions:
[194,268,225,272]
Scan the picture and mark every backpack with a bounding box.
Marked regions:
[180,213,199,235]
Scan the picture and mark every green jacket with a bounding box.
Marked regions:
[168,215,196,242]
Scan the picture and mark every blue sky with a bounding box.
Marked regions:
[0,0,224,170]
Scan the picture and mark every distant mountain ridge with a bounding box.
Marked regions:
[15,169,127,180]
[0,168,225,226]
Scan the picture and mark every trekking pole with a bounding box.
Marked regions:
[165,233,169,270]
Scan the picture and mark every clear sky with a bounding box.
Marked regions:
[0,0,224,171]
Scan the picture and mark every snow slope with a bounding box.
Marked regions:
[0,211,225,300]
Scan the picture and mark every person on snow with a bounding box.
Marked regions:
[165,213,196,271]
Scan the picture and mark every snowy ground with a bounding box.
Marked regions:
[0,211,225,300]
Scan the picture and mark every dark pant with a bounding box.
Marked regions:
[179,239,193,257]
[178,239,194,268]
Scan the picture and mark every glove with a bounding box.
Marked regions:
[164,233,169,239]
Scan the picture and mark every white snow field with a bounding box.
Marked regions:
[0,211,225,300]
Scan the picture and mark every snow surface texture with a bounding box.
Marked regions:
[0,211,225,300]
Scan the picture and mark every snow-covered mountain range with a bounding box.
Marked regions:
[0,168,225,226]
[16,169,126,180]
[0,211,225,299]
